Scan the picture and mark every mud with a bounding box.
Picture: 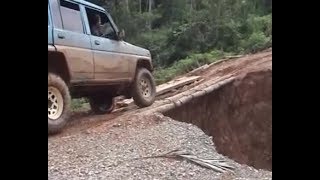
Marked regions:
[164,70,272,170]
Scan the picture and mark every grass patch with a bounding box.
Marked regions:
[71,98,89,111]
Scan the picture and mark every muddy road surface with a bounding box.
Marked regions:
[52,49,271,137]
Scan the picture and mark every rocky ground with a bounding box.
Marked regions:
[49,114,272,180]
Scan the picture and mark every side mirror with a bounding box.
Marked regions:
[118,29,125,40]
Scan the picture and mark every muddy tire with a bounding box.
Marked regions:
[48,73,71,134]
[132,68,156,107]
[89,96,115,114]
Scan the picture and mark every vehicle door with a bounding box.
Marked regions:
[49,0,94,82]
[48,4,53,45]
[84,7,131,83]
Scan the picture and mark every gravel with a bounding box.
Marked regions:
[48,113,272,180]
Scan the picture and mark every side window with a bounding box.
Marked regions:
[48,3,50,25]
[50,0,63,28]
[60,0,84,33]
[48,9,51,26]
[85,8,117,40]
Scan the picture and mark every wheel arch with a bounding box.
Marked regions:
[48,51,71,84]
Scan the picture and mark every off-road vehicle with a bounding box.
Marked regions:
[48,0,156,134]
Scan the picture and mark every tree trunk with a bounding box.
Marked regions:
[146,0,148,12]
[114,0,119,7]
[147,0,153,30]
[148,0,152,13]
[125,0,130,12]
[215,0,221,43]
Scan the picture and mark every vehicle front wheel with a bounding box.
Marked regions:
[89,96,115,114]
[132,68,156,107]
[48,73,71,134]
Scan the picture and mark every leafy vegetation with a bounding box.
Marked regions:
[88,0,272,83]
[154,50,231,84]
[71,98,89,111]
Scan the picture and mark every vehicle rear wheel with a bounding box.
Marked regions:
[89,95,115,114]
[48,73,71,134]
[132,68,156,107]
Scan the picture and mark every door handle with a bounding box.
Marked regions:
[57,33,65,39]
[94,40,100,45]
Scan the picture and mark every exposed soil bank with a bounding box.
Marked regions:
[165,70,272,170]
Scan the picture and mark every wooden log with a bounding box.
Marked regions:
[117,76,202,106]
[156,76,201,96]
[151,77,235,113]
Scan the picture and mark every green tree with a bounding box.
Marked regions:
[87,0,271,68]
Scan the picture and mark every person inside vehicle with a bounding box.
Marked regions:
[91,14,103,36]
[90,14,116,39]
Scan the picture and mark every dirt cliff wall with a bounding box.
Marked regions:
[164,70,272,170]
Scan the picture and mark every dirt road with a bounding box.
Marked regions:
[49,49,272,179]
[52,49,271,136]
